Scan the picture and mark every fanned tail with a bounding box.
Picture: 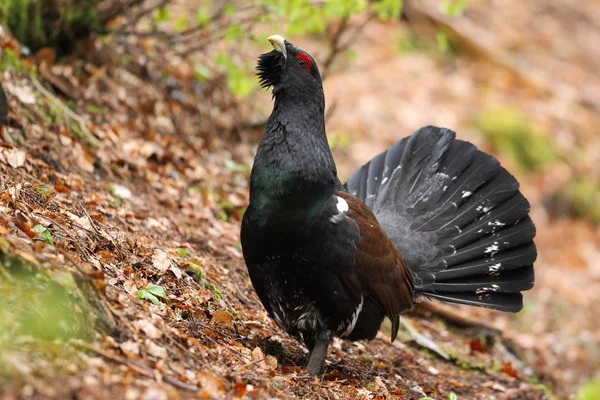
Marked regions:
[346,126,536,312]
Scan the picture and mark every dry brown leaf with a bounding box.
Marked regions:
[123,280,138,296]
[146,340,168,359]
[73,144,94,172]
[119,341,140,359]
[251,347,264,363]
[35,47,57,66]
[170,264,182,279]
[211,310,234,329]
[132,319,162,339]
[110,183,132,199]
[501,362,520,379]
[6,82,36,104]
[141,387,169,400]
[264,355,278,371]
[197,371,225,398]
[152,250,171,273]
[0,147,26,168]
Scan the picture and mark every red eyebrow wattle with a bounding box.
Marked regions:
[296,53,312,72]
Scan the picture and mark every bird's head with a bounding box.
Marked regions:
[257,35,323,101]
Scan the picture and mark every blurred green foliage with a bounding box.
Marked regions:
[475,107,600,223]
[576,377,600,400]
[561,179,600,223]
[474,107,557,172]
[439,0,470,17]
[0,253,96,378]
[0,0,103,53]
[177,0,404,97]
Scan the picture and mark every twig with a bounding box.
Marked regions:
[116,0,170,34]
[399,318,450,360]
[71,340,200,392]
[30,75,98,146]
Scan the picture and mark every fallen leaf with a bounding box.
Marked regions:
[170,264,182,279]
[501,362,520,379]
[146,340,168,359]
[142,387,168,400]
[264,355,278,370]
[136,284,167,305]
[0,148,26,168]
[132,319,162,339]
[467,338,487,354]
[152,250,171,273]
[120,341,140,358]
[63,210,93,230]
[197,371,225,398]
[211,310,234,329]
[110,183,132,199]
[233,382,247,398]
[35,47,57,65]
[9,84,36,104]
[252,347,264,363]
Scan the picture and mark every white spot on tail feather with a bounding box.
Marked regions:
[488,263,502,276]
[488,220,506,227]
[461,191,472,198]
[485,244,499,255]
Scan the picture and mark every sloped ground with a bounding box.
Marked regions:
[1,1,599,399]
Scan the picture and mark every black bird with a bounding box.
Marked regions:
[241,35,536,376]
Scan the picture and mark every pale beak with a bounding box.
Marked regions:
[268,34,287,59]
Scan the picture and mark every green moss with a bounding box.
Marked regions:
[474,107,556,172]
[0,253,98,379]
[0,0,105,54]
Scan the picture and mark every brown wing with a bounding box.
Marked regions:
[337,191,415,340]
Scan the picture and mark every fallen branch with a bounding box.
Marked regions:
[413,302,502,336]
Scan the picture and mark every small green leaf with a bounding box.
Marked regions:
[136,284,166,305]
[449,392,458,400]
[145,284,166,299]
[136,289,159,305]
[33,224,55,247]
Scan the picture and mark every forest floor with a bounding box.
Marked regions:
[1,1,599,399]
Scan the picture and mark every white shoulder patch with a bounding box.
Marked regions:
[330,196,349,224]
[336,196,349,213]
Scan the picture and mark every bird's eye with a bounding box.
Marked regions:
[295,54,312,72]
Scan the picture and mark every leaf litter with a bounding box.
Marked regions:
[1,1,599,399]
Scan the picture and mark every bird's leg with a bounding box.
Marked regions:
[306,332,330,376]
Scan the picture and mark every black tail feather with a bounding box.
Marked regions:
[346,126,536,312]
